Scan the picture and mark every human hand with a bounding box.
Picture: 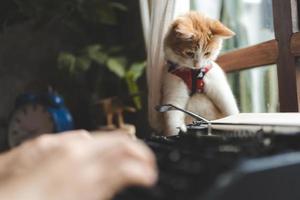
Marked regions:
[0,130,157,200]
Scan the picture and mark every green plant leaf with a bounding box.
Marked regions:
[109,2,127,11]
[84,44,108,64]
[106,57,127,78]
[128,61,146,81]
[91,51,108,65]
[124,61,146,109]
[85,44,102,53]
[57,52,76,73]
[125,74,142,110]
[108,46,123,54]
[75,56,92,71]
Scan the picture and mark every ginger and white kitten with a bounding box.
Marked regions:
[162,11,239,135]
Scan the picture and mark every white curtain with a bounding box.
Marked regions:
[139,0,190,131]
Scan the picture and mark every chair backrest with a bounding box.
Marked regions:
[216,0,300,112]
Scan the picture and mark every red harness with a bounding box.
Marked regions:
[167,61,213,95]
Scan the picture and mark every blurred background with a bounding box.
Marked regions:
[0,0,148,150]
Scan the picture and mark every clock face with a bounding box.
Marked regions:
[8,104,55,147]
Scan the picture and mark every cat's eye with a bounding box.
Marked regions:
[186,51,195,58]
[204,52,211,56]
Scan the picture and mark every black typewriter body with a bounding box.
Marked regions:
[114,122,300,200]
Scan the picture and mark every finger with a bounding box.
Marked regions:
[121,160,158,186]
[91,134,156,167]
[114,159,158,188]
[91,129,129,136]
[20,130,92,156]
[120,140,156,167]
[91,159,157,200]
[26,130,92,147]
[56,130,92,141]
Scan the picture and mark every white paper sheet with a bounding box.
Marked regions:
[209,113,300,133]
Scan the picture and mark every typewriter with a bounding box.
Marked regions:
[114,104,300,200]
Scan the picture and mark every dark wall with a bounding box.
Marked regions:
[0,0,148,151]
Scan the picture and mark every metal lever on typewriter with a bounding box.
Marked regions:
[155,104,211,125]
[155,104,212,134]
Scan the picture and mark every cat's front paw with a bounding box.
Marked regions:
[178,124,187,133]
[164,122,187,135]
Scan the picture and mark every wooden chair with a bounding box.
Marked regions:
[216,0,300,112]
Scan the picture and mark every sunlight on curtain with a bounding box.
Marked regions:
[191,0,278,113]
[139,0,190,131]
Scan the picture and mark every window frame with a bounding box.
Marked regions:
[216,0,300,112]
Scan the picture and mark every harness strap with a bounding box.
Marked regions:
[167,60,212,95]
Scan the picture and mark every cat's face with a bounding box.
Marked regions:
[164,12,235,69]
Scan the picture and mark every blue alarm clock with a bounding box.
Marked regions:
[8,91,74,147]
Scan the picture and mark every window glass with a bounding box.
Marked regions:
[227,65,278,113]
[191,0,274,48]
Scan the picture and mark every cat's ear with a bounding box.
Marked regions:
[210,21,235,39]
[172,20,194,40]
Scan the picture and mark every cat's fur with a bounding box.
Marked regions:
[162,11,239,135]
